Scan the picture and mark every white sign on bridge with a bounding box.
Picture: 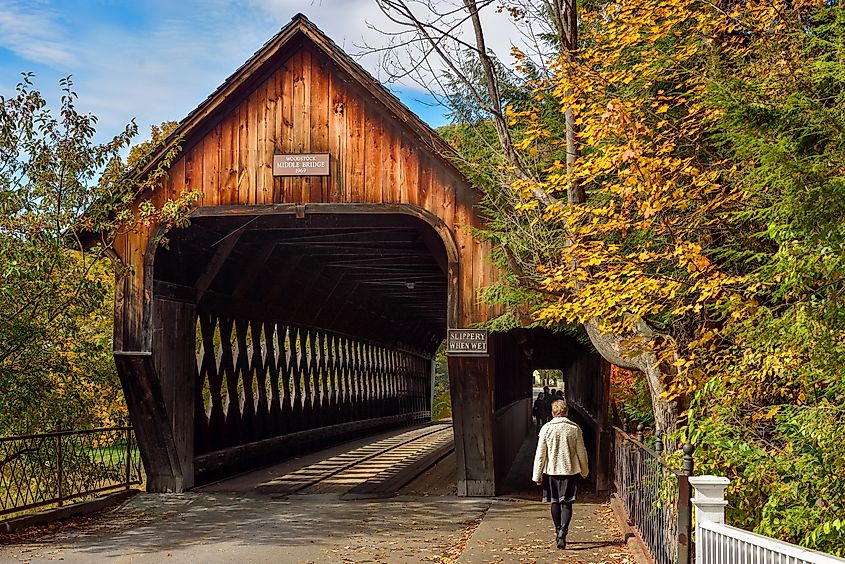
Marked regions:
[273,153,330,176]
[447,329,488,355]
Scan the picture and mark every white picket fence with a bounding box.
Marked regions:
[690,476,845,564]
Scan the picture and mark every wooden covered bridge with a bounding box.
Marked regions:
[110,14,611,496]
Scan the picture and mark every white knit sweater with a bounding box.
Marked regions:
[531,417,590,482]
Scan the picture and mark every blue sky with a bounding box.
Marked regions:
[0,0,516,144]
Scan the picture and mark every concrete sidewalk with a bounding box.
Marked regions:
[454,426,631,564]
[0,427,632,563]
[456,497,631,564]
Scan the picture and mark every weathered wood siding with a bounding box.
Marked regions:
[114,43,497,352]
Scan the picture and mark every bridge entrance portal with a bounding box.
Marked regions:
[106,14,611,497]
[148,208,448,486]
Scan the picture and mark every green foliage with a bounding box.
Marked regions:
[533,369,562,387]
[432,345,451,421]
[0,75,193,434]
[616,376,655,430]
[432,0,845,553]
[127,120,178,169]
[677,1,845,552]
[437,117,578,338]
[438,122,502,195]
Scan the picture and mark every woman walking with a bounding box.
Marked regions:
[531,400,589,549]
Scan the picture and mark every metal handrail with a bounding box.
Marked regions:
[0,426,143,518]
[613,425,693,564]
[0,426,134,442]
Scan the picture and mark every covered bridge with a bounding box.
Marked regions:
[110,14,610,496]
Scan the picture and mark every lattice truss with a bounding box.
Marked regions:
[195,313,432,454]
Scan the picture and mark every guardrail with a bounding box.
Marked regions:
[613,425,694,564]
[691,476,845,564]
[0,426,143,518]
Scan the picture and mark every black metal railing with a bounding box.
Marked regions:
[0,427,143,518]
[613,425,693,564]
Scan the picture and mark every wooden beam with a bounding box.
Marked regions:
[417,223,448,275]
[196,290,423,352]
[232,242,276,299]
[194,230,243,299]
[189,203,461,263]
[114,352,187,492]
[308,271,350,326]
[153,280,198,304]
[448,354,496,497]
[151,298,197,490]
[242,228,413,243]
[284,263,329,321]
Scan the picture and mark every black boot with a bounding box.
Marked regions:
[556,526,567,549]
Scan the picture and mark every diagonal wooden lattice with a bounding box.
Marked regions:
[195,314,431,455]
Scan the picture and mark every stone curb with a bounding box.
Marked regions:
[609,493,654,564]
[1,489,139,533]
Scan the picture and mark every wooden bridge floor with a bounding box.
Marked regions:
[254,422,453,497]
[197,421,454,496]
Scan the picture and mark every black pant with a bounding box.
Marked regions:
[551,501,573,536]
[543,474,578,536]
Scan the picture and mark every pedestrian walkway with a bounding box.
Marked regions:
[457,498,631,563]
[454,427,631,563]
[0,425,632,563]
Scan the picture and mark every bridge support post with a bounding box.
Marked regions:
[113,297,196,493]
[150,298,196,490]
[114,352,187,492]
[448,354,495,497]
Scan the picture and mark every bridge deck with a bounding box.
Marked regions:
[254,422,453,496]
[197,422,454,497]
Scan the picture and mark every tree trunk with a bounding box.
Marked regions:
[585,319,680,441]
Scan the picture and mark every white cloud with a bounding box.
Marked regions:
[0,1,74,67]
[0,1,529,143]
[58,5,280,141]
[245,0,523,88]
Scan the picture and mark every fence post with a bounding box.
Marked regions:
[125,428,132,489]
[55,432,63,507]
[689,476,730,564]
[654,429,664,457]
[677,444,694,564]
[636,422,644,443]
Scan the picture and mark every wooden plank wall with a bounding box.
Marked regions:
[151,298,196,489]
[447,354,496,496]
[114,43,498,352]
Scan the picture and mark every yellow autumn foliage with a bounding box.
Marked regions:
[508,0,828,400]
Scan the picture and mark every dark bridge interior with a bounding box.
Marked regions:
[150,211,449,484]
[154,212,448,352]
[140,210,612,491]
[144,211,611,489]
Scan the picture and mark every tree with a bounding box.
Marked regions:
[375,0,845,551]
[0,75,196,434]
[372,0,687,435]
